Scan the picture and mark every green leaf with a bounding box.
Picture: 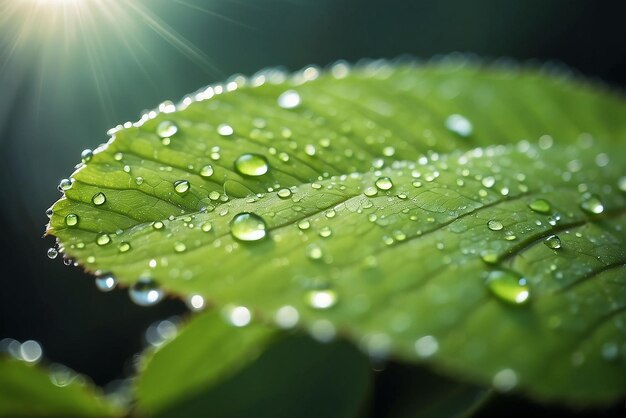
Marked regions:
[47,61,626,405]
[135,310,278,415]
[135,311,371,418]
[0,357,121,418]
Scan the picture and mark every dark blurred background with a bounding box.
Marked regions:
[0,0,625,415]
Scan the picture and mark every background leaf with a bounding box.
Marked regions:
[136,311,371,418]
[47,63,626,405]
[0,358,120,418]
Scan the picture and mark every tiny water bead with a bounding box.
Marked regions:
[156,120,178,138]
[47,247,58,259]
[201,222,212,232]
[275,305,300,329]
[217,123,234,137]
[174,242,187,253]
[58,178,73,192]
[174,180,190,194]
[485,270,530,305]
[200,164,214,177]
[81,149,93,163]
[64,213,79,227]
[230,212,267,242]
[277,90,301,109]
[306,289,338,309]
[445,114,473,137]
[480,250,499,265]
[414,335,439,359]
[487,219,504,231]
[306,243,323,260]
[277,188,292,199]
[187,295,205,311]
[118,242,131,253]
[580,193,604,214]
[129,278,164,306]
[92,192,106,206]
[528,199,552,214]
[375,177,393,191]
[152,221,164,230]
[234,153,269,177]
[95,274,117,292]
[96,233,111,246]
[225,305,252,327]
[544,235,562,249]
[297,219,311,230]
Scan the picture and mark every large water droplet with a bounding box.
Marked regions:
[485,269,530,305]
[65,213,79,227]
[375,177,393,191]
[129,278,164,306]
[305,289,337,309]
[174,242,187,253]
[306,243,323,260]
[92,192,106,206]
[152,221,164,230]
[95,274,118,292]
[487,219,504,231]
[20,340,43,363]
[118,241,131,253]
[224,305,252,327]
[174,180,190,194]
[580,193,604,214]
[157,120,178,138]
[277,188,292,199]
[445,114,473,137]
[528,199,551,214]
[234,154,269,176]
[544,235,562,249]
[230,212,267,242]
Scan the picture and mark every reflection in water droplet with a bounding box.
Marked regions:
[157,120,178,138]
[129,278,164,306]
[306,289,337,309]
[445,114,473,137]
[234,154,269,176]
[174,180,190,194]
[528,199,551,214]
[493,368,518,392]
[487,220,504,231]
[580,193,604,214]
[486,270,530,305]
[65,213,79,226]
[414,335,439,358]
[375,177,393,191]
[544,235,562,249]
[95,274,118,292]
[200,165,214,177]
[230,212,267,242]
[277,90,301,109]
[92,192,106,206]
[96,233,111,246]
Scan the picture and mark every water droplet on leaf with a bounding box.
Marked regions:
[174,180,190,194]
[92,192,106,206]
[487,220,504,231]
[156,120,178,138]
[234,154,269,176]
[230,212,267,242]
[129,278,164,306]
[544,235,562,249]
[486,269,530,305]
[529,199,551,214]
